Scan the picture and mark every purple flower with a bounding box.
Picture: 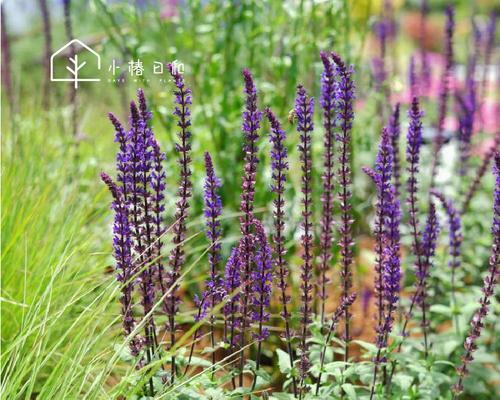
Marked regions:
[362,127,394,329]
[223,245,242,348]
[409,55,417,99]
[151,138,166,292]
[318,51,337,325]
[418,201,440,357]
[203,151,223,371]
[406,97,425,283]
[431,190,462,272]
[295,84,315,388]
[166,65,193,382]
[265,106,297,396]
[388,103,401,198]
[331,51,355,362]
[457,66,476,176]
[452,152,500,397]
[238,68,263,385]
[251,218,273,378]
[101,172,142,357]
[104,91,168,383]
[391,97,426,352]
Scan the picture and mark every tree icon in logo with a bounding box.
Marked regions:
[50,39,101,89]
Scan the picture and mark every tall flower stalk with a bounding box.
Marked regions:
[452,152,499,398]
[266,107,297,396]
[419,202,440,358]
[404,97,426,333]
[462,144,497,214]
[318,51,337,326]
[203,151,223,376]
[388,104,401,198]
[430,5,455,186]
[331,51,355,364]
[101,172,143,359]
[238,69,262,386]
[362,127,394,333]
[166,65,193,383]
[251,218,273,384]
[431,189,463,332]
[104,90,167,395]
[295,84,314,397]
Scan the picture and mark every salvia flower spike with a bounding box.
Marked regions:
[265,106,297,396]
[166,65,193,383]
[403,97,426,331]
[318,51,337,326]
[295,84,315,394]
[203,151,223,374]
[251,218,273,385]
[419,202,440,357]
[388,103,401,198]
[331,51,355,363]
[238,68,262,386]
[431,189,463,331]
[101,172,142,358]
[125,99,157,373]
[452,152,500,398]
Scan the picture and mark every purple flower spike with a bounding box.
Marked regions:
[223,245,242,348]
[295,84,315,390]
[265,107,297,396]
[418,201,440,357]
[251,218,273,379]
[166,65,193,382]
[151,138,166,293]
[431,5,455,185]
[363,127,394,330]
[431,190,463,309]
[101,172,143,358]
[331,51,355,363]
[406,97,425,280]
[318,51,337,326]
[452,153,500,398]
[238,68,263,385]
[203,151,223,373]
[388,104,401,198]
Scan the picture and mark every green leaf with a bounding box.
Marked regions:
[393,374,413,391]
[276,348,292,374]
[341,383,357,399]
[430,304,451,316]
[352,340,377,353]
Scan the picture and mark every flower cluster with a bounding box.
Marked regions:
[295,84,315,387]
[331,51,356,359]
[318,51,337,325]
[452,153,499,397]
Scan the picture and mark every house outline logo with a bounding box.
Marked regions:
[50,39,101,89]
